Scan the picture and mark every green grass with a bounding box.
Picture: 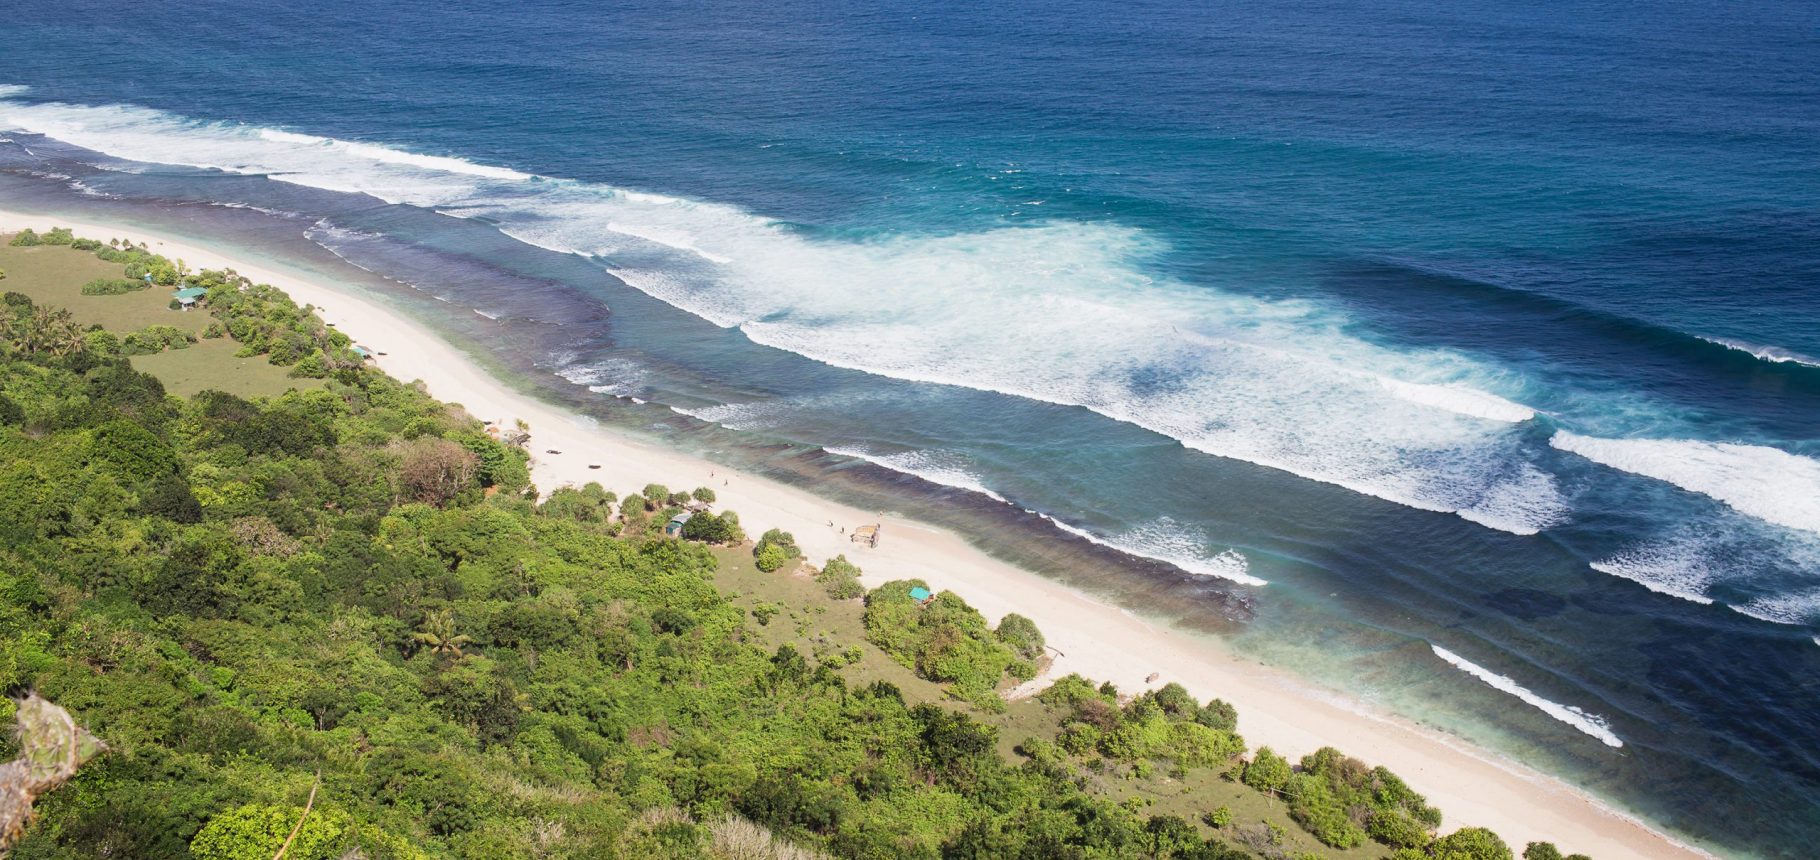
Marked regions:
[0,238,211,336]
[129,337,323,399]
[708,543,1393,860]
[2,234,319,399]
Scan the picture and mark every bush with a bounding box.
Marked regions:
[681,511,739,544]
[189,803,350,860]
[1242,747,1292,795]
[120,324,198,355]
[80,277,148,295]
[753,528,800,572]
[863,581,1027,708]
[10,228,40,246]
[816,554,866,599]
[994,612,1044,660]
[754,542,790,573]
[691,486,716,504]
[1428,827,1513,860]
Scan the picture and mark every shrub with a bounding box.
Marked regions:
[1242,747,1292,795]
[681,511,739,544]
[120,324,198,355]
[1428,827,1513,860]
[994,612,1044,660]
[189,803,350,860]
[1204,806,1233,829]
[691,486,716,504]
[863,582,1026,708]
[80,277,147,295]
[754,542,790,573]
[753,528,800,572]
[10,228,40,246]
[815,554,865,599]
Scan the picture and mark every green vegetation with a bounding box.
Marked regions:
[1520,842,1590,860]
[1036,676,1245,774]
[863,581,1036,709]
[753,528,800,573]
[0,227,1584,860]
[119,324,197,355]
[78,278,145,296]
[813,555,865,600]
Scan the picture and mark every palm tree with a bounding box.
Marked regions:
[410,608,474,659]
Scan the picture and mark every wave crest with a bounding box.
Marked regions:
[1431,645,1623,748]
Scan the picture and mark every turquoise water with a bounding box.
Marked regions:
[3,1,1819,854]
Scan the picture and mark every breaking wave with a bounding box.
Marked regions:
[1431,645,1624,748]
[1698,336,1820,369]
[1550,432,1820,535]
[0,90,1568,536]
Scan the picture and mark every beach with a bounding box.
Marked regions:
[0,206,1716,860]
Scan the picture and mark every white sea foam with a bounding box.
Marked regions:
[1729,592,1820,626]
[1550,432,1820,535]
[1698,335,1820,369]
[1377,378,1536,423]
[1430,645,1624,748]
[825,446,1009,504]
[1590,541,1717,605]
[0,92,1570,535]
[1030,511,1265,586]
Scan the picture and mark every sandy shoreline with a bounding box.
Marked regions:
[0,207,1716,860]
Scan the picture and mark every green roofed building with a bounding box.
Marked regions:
[173,286,208,310]
[908,586,932,602]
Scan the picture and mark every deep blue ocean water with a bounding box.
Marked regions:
[4,0,1819,855]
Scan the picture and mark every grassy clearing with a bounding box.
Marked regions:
[708,543,1394,859]
[2,234,318,399]
[129,336,323,399]
[0,238,211,335]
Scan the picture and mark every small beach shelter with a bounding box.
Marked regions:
[908,586,933,602]
[352,345,373,360]
[665,512,693,536]
[851,524,880,548]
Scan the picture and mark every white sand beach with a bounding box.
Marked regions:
[0,207,1716,860]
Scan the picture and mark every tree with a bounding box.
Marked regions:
[394,437,479,506]
[754,542,790,573]
[1429,827,1513,860]
[816,555,866,600]
[1242,747,1291,795]
[641,484,670,510]
[691,486,716,504]
[189,803,349,860]
[411,608,475,659]
[680,511,737,544]
[994,613,1045,660]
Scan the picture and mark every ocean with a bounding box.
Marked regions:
[2,0,1818,854]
